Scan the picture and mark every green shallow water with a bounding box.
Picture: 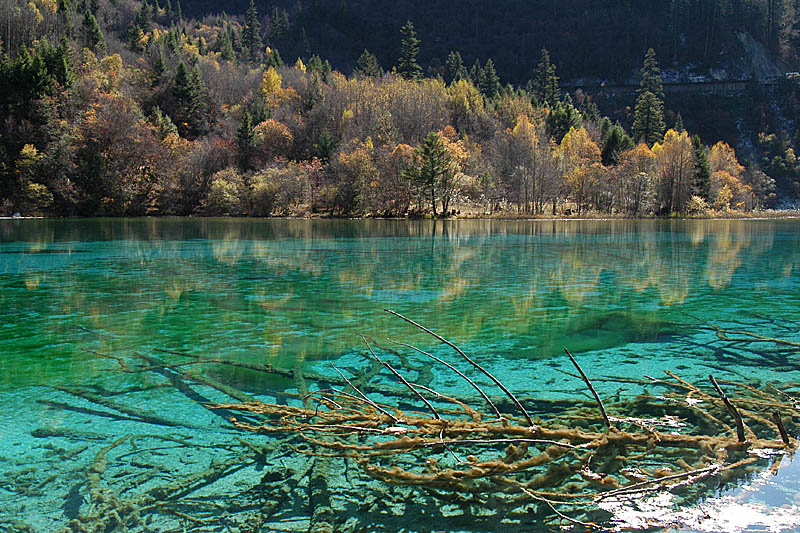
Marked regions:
[1,218,799,531]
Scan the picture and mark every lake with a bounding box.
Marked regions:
[1,218,799,531]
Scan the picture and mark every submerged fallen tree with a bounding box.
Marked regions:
[216,310,799,528]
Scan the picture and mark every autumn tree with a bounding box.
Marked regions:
[498,114,553,214]
[556,126,602,214]
[616,144,656,215]
[652,129,694,213]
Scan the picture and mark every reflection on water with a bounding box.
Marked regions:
[1,218,799,388]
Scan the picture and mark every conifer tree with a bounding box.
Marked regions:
[469,58,482,86]
[236,111,254,169]
[533,49,559,107]
[397,20,422,80]
[150,106,178,138]
[632,49,665,145]
[307,54,331,82]
[217,26,235,62]
[403,132,452,216]
[601,124,634,165]
[632,91,665,146]
[242,0,263,63]
[479,59,500,99]
[639,48,664,100]
[444,51,467,84]
[82,11,106,55]
[675,112,685,132]
[692,135,711,201]
[546,94,580,142]
[172,62,211,138]
[48,38,75,88]
[354,49,382,78]
[264,47,283,68]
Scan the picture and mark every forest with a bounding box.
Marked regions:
[1,0,798,218]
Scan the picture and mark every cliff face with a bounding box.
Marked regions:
[184,0,799,85]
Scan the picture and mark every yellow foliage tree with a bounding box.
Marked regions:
[615,143,656,215]
[557,126,602,214]
[260,66,282,96]
[652,129,693,213]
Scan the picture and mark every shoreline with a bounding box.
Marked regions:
[3,212,800,221]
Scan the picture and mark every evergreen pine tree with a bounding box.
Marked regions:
[479,59,500,99]
[151,44,165,85]
[354,49,382,78]
[546,94,580,142]
[82,11,106,55]
[217,26,235,62]
[397,20,422,80]
[242,0,263,63]
[675,112,685,132]
[632,48,665,146]
[692,135,712,201]
[533,49,559,107]
[264,47,283,68]
[601,124,634,165]
[172,62,212,138]
[403,131,451,216]
[236,111,254,169]
[639,48,664,100]
[307,54,331,82]
[632,91,665,145]
[444,51,467,84]
[469,58,482,86]
[150,106,178,138]
[50,38,75,88]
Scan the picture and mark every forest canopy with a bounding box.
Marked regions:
[0,0,796,218]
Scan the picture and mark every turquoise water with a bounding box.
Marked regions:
[0,218,799,531]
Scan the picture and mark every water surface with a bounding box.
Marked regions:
[1,218,798,531]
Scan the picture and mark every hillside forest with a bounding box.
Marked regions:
[2,0,800,218]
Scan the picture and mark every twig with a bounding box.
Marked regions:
[389,339,502,419]
[330,364,401,423]
[595,464,721,501]
[385,309,533,426]
[361,336,441,420]
[709,375,746,442]
[564,348,612,429]
[515,484,598,528]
